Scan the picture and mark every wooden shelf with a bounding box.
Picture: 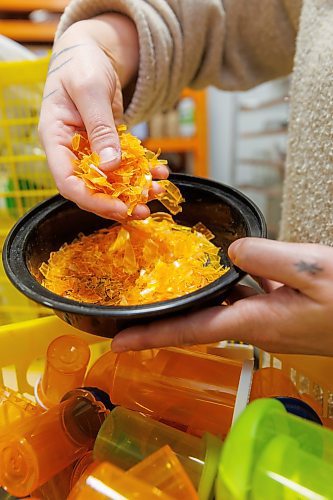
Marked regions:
[240,128,288,139]
[0,20,57,42]
[1,1,68,12]
[142,89,209,177]
[143,137,196,153]
[240,96,289,112]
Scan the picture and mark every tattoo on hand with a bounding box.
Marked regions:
[43,89,58,100]
[48,58,72,76]
[294,261,323,275]
[47,44,82,76]
[50,44,82,65]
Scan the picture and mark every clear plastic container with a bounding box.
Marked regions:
[0,390,109,497]
[36,335,90,409]
[129,445,198,499]
[0,387,42,428]
[110,348,244,438]
[67,461,171,499]
[94,406,222,500]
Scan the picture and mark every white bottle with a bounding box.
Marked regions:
[178,97,196,137]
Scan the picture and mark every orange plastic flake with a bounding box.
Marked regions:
[72,127,183,216]
[156,180,185,215]
[39,216,229,306]
[192,222,215,241]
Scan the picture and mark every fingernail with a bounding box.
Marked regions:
[111,342,125,353]
[228,239,242,263]
[99,147,120,165]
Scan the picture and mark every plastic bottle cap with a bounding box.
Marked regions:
[198,433,223,500]
[215,399,287,500]
[275,397,322,425]
[61,387,115,412]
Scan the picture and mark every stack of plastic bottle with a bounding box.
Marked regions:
[0,334,332,499]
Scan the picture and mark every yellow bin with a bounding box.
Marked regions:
[0,55,57,325]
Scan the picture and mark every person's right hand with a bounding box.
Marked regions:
[39,15,168,221]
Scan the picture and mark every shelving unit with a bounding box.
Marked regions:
[232,78,290,238]
[0,1,67,43]
[143,88,209,178]
[240,127,287,139]
[240,95,289,112]
[0,21,58,43]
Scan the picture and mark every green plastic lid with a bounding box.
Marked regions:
[216,398,333,500]
[252,434,333,499]
[198,432,223,500]
[215,399,288,500]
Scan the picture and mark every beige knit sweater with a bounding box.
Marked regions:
[57,0,333,245]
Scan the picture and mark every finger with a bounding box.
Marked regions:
[226,284,260,303]
[131,204,150,219]
[258,278,281,293]
[150,165,169,179]
[66,78,121,171]
[149,181,165,198]
[41,128,127,218]
[111,287,317,354]
[250,275,281,293]
[62,175,128,220]
[228,238,331,299]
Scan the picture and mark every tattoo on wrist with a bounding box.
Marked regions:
[294,261,323,275]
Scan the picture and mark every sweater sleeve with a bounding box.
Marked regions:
[56,0,302,124]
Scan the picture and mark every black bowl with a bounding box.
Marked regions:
[3,174,266,338]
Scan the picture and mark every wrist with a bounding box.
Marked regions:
[57,14,139,88]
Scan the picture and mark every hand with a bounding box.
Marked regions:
[111,238,333,356]
[39,15,168,221]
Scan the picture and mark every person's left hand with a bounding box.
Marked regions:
[111,238,333,356]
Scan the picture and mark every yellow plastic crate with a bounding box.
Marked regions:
[0,315,109,398]
[0,314,332,428]
[0,55,57,325]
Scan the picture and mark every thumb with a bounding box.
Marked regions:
[69,80,121,171]
[228,238,328,299]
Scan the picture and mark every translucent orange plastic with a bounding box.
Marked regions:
[39,215,228,306]
[249,367,323,415]
[84,349,158,393]
[0,387,42,429]
[36,335,91,408]
[84,351,119,393]
[67,461,171,499]
[129,445,198,499]
[32,451,94,500]
[72,126,183,216]
[156,180,184,215]
[33,460,77,500]
[110,349,243,438]
[70,452,95,489]
[0,391,109,497]
[250,367,300,401]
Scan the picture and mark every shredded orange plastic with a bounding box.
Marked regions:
[39,215,229,306]
[72,126,184,215]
